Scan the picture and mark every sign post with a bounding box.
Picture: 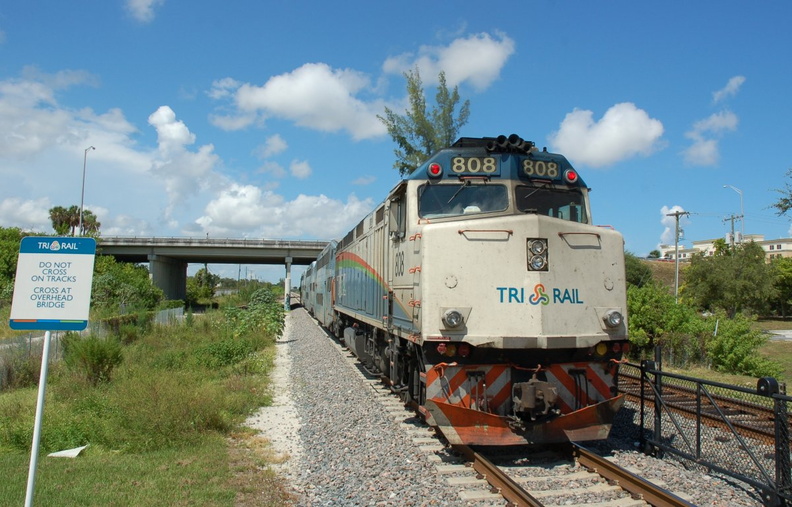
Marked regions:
[9,237,96,507]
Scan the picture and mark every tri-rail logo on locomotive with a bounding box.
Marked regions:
[301,135,629,446]
[496,284,585,305]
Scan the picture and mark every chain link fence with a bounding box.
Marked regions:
[621,361,792,506]
[0,308,183,391]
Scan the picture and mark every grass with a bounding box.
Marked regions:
[0,434,292,506]
[759,340,792,384]
[0,305,294,506]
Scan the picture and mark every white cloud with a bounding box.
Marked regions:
[195,184,373,239]
[255,134,288,158]
[100,214,153,237]
[548,103,664,167]
[352,175,376,186]
[207,77,241,100]
[0,197,52,231]
[683,110,738,166]
[0,70,164,234]
[0,68,374,242]
[692,110,739,133]
[659,205,689,246]
[208,31,514,141]
[0,67,103,158]
[257,161,287,179]
[289,159,312,179]
[383,32,515,91]
[209,112,257,131]
[148,106,221,220]
[125,0,165,23]
[233,63,386,140]
[713,75,746,104]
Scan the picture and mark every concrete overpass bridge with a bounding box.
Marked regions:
[98,237,328,304]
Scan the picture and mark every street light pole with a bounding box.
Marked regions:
[79,146,95,236]
[723,184,744,240]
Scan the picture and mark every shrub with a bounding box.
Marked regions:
[0,350,41,390]
[63,334,123,386]
[707,313,782,378]
[195,338,256,369]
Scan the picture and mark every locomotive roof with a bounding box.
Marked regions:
[405,134,588,188]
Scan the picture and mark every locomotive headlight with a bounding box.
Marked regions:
[527,238,548,271]
[442,309,464,328]
[603,310,624,328]
[529,254,547,270]
[528,239,546,255]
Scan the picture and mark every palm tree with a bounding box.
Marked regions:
[80,210,101,236]
[67,205,81,236]
[49,205,101,236]
[48,206,71,235]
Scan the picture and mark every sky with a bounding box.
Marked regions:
[1,1,792,282]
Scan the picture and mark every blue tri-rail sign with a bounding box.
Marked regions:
[9,237,96,331]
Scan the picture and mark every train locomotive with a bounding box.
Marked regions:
[300,135,628,446]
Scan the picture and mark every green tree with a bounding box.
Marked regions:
[378,68,470,176]
[772,167,792,216]
[91,256,164,312]
[0,227,27,303]
[49,205,101,236]
[48,205,72,235]
[80,209,101,236]
[625,251,653,288]
[627,281,677,350]
[771,257,792,317]
[683,241,776,317]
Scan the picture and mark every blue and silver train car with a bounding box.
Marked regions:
[301,135,629,446]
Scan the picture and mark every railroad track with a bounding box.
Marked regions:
[450,443,695,507]
[316,319,700,506]
[618,370,781,445]
[356,355,695,506]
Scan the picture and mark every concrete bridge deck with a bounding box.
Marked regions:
[98,236,329,303]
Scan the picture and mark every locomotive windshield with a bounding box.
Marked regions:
[515,184,588,223]
[419,183,508,218]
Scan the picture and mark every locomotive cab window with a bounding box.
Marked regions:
[388,185,407,241]
[515,185,588,224]
[418,183,508,219]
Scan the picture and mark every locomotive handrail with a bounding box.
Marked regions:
[557,231,601,239]
[457,229,513,235]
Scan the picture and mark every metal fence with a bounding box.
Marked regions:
[0,308,184,391]
[0,332,66,390]
[623,361,792,506]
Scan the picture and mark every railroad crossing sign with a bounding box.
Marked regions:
[9,236,96,331]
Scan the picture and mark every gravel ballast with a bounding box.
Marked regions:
[246,308,764,506]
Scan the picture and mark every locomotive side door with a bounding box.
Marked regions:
[387,182,420,333]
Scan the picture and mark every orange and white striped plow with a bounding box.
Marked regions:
[423,361,624,446]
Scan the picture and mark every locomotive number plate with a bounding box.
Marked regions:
[451,156,500,175]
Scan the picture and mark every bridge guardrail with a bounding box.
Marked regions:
[99,237,330,249]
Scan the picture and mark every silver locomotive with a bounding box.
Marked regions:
[301,135,628,445]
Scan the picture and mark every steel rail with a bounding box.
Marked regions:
[455,446,543,507]
[573,444,694,507]
[619,372,781,443]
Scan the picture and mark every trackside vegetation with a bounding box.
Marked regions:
[0,285,293,505]
[625,250,785,380]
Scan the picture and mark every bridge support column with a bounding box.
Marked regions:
[284,256,292,311]
[148,254,188,302]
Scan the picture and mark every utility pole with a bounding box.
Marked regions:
[666,210,690,303]
[723,214,741,247]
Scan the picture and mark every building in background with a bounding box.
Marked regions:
[659,235,792,261]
